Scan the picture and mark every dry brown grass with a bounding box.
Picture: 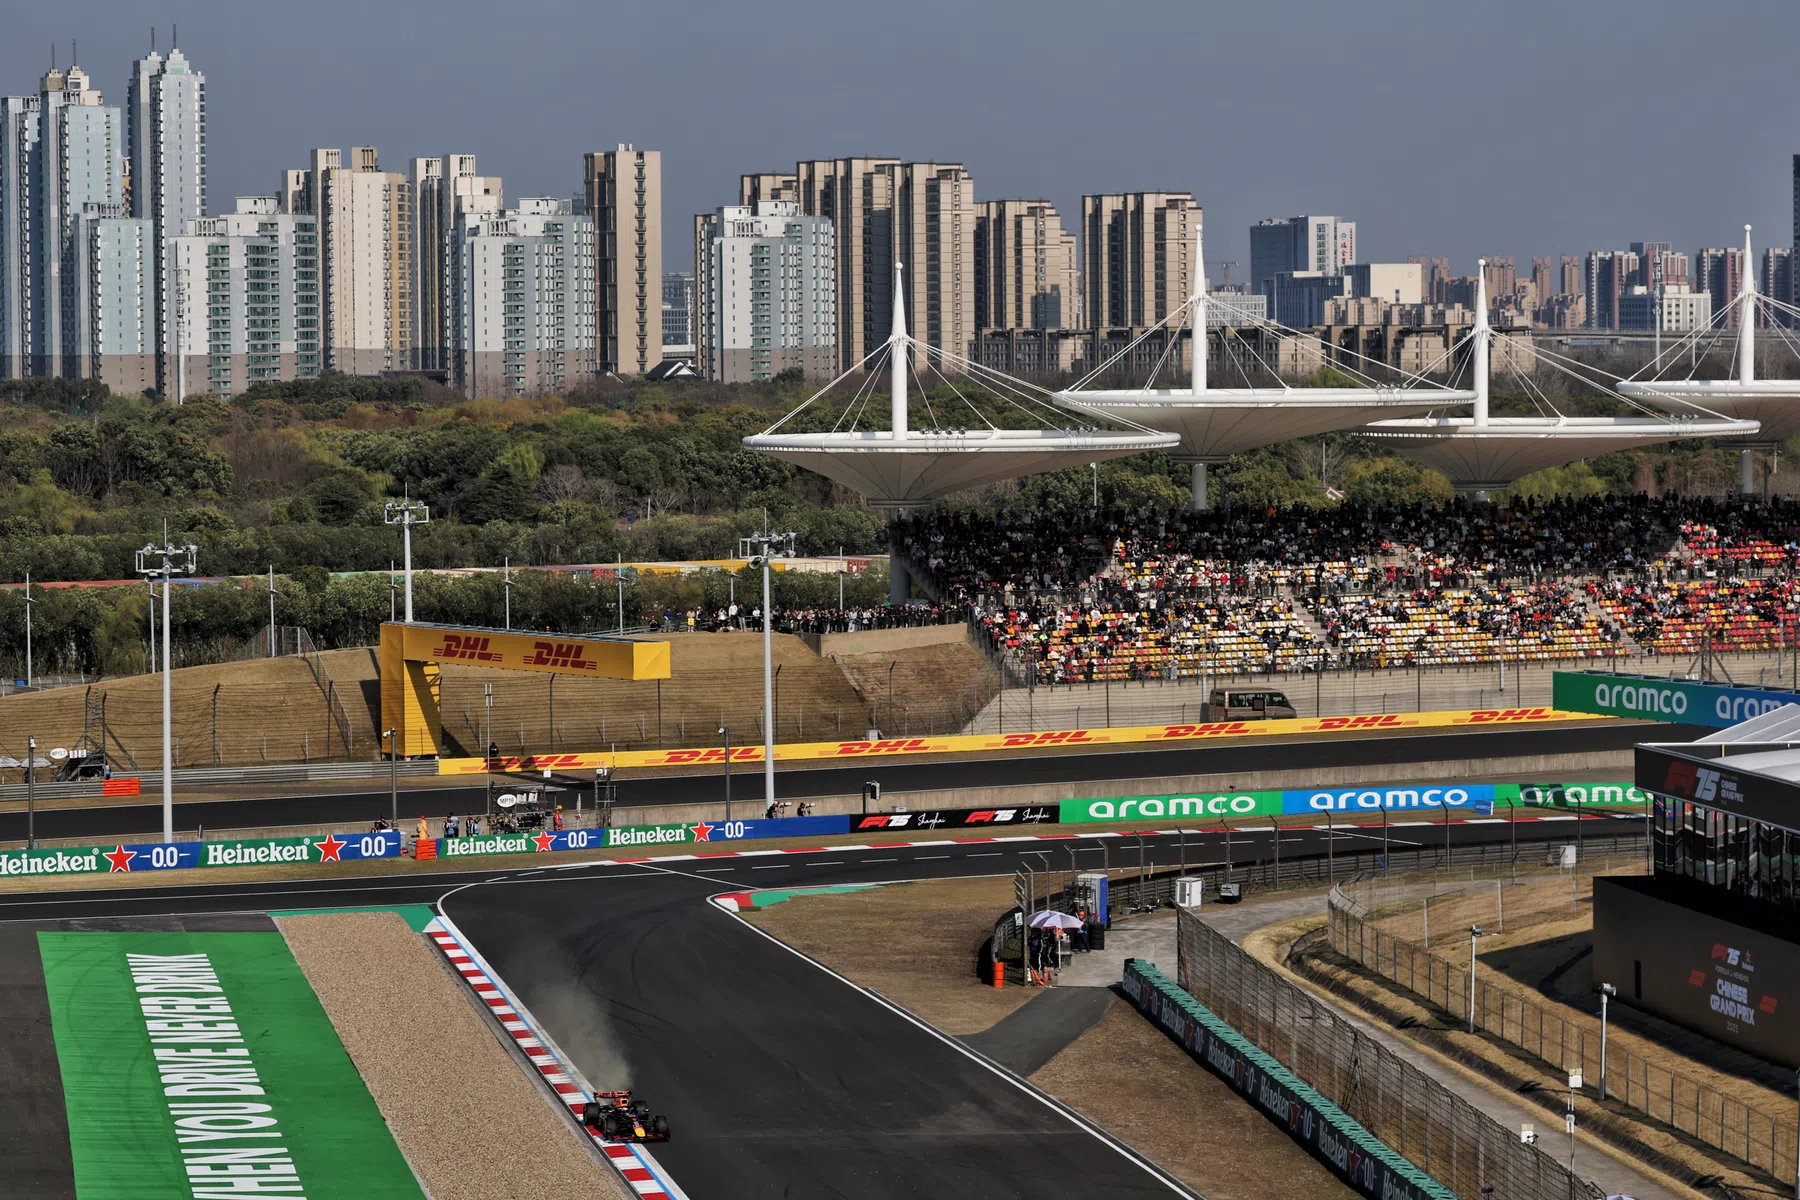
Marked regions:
[1030,998,1356,1200]
[1266,893,1777,1198]
[744,875,1034,1034]
[1360,873,1795,1122]
[436,632,870,756]
[834,641,997,733]
[277,911,626,1200]
[747,874,1358,1196]
[0,649,377,770]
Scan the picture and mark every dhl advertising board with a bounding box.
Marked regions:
[437,707,1603,775]
[381,622,669,758]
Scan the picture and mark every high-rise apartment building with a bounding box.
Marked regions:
[0,62,133,381]
[1628,241,1688,292]
[692,212,718,374]
[411,154,501,371]
[1583,250,1640,330]
[0,94,41,377]
[1248,215,1354,295]
[72,202,155,393]
[584,147,663,376]
[1084,193,1202,329]
[165,195,320,397]
[1560,256,1581,299]
[662,272,694,351]
[452,197,594,397]
[126,41,204,395]
[975,200,1079,332]
[1620,284,1711,333]
[795,157,899,371]
[1696,246,1746,329]
[739,172,798,206]
[296,147,412,375]
[694,200,834,383]
[1480,258,1516,309]
[1760,247,1792,328]
[1530,258,1554,312]
[893,162,975,363]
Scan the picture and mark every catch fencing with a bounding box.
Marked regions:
[1177,906,1604,1200]
[1328,880,1798,1186]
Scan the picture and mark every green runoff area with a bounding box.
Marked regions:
[38,929,424,1200]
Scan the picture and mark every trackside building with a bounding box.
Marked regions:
[1605,705,1800,1066]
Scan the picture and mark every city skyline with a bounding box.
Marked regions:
[7,1,1799,286]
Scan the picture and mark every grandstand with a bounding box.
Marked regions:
[907,495,1800,685]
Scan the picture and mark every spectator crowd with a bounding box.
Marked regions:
[905,496,1800,684]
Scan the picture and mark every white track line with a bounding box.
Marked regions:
[708,893,1198,1197]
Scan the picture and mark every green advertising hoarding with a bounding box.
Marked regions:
[1058,781,1647,823]
[1553,670,1800,727]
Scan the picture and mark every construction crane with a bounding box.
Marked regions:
[1217,261,1238,290]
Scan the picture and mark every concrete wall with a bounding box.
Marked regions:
[801,623,971,657]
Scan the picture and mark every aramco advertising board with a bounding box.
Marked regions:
[1553,671,1800,728]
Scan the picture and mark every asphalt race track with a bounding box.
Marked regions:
[0,815,1636,1198]
[0,720,1687,843]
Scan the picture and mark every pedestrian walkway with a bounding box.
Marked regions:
[1195,896,1685,1200]
[1055,913,1175,987]
[961,987,1116,1075]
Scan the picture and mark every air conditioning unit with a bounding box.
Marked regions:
[1174,877,1205,908]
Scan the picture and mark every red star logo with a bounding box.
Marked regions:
[689,821,715,842]
[104,845,136,873]
[532,832,556,853]
[313,834,345,862]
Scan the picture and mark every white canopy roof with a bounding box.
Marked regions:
[1358,415,1762,493]
[1616,381,1800,444]
[743,427,1177,510]
[1058,387,1474,462]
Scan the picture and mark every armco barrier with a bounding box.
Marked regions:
[1122,959,1454,1200]
[1554,670,1800,728]
[437,707,1603,775]
[1058,780,1648,822]
[0,830,403,878]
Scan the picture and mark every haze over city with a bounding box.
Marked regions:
[7,0,1797,276]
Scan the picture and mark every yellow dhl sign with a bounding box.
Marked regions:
[398,624,670,677]
[437,706,1603,775]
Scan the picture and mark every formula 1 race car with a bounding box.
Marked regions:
[581,1090,671,1143]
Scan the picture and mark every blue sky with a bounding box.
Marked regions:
[11,0,1799,281]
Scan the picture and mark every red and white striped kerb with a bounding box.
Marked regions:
[425,918,681,1199]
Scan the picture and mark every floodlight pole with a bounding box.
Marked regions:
[384,497,430,623]
[22,570,32,688]
[26,734,36,849]
[267,565,276,657]
[720,726,731,820]
[384,727,399,829]
[1599,982,1615,1101]
[741,530,798,810]
[136,533,197,843]
[503,556,512,630]
[1468,925,1483,1033]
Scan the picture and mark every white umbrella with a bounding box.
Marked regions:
[1028,910,1084,930]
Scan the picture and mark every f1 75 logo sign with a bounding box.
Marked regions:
[433,634,503,663]
[526,641,598,671]
[1663,760,1722,801]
